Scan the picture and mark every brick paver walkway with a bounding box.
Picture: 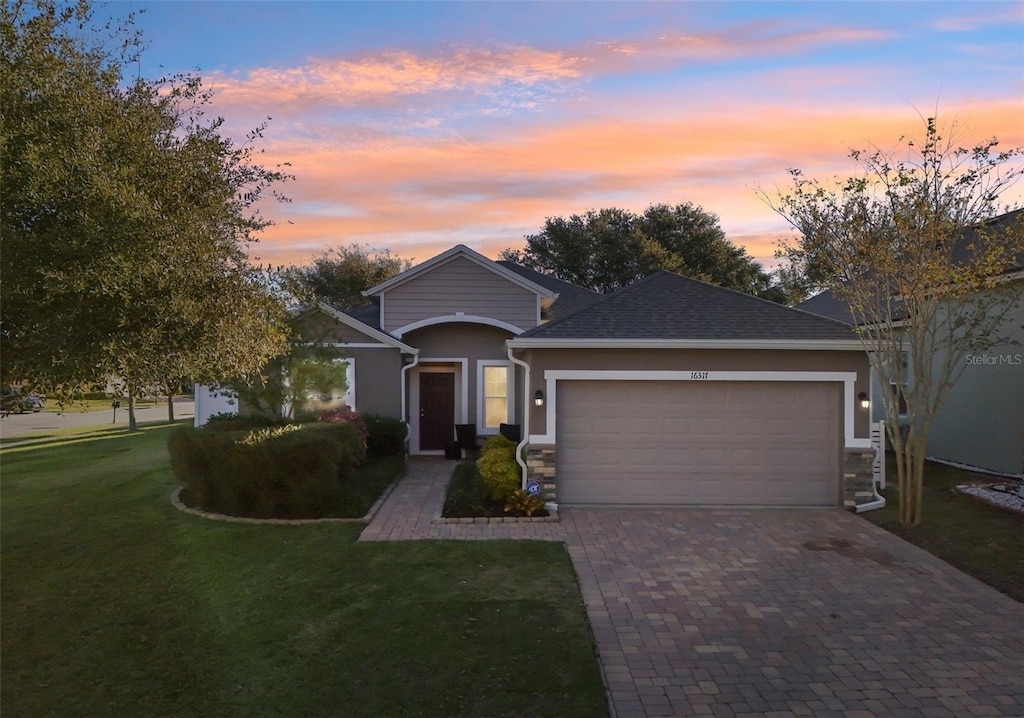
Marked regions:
[362,458,1024,717]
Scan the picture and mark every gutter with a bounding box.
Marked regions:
[506,338,866,351]
[855,445,886,513]
[506,344,531,489]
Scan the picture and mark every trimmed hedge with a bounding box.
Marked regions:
[363,414,407,457]
[201,413,290,433]
[168,422,367,519]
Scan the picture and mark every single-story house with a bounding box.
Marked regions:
[213,244,879,509]
[797,210,1023,477]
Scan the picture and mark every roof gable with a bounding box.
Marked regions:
[363,244,556,299]
[302,302,417,352]
[517,270,857,342]
[497,261,602,321]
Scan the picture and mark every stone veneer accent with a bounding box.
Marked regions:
[525,444,557,502]
[843,448,878,509]
[525,443,878,509]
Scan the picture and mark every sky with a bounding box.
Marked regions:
[113,1,1024,268]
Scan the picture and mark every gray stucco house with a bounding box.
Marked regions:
[223,244,880,508]
[797,210,1023,477]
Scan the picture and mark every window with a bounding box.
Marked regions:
[295,358,355,416]
[479,362,512,431]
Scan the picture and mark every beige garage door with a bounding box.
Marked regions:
[556,381,840,506]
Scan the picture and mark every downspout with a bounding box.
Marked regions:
[506,343,530,489]
[400,350,420,454]
[855,445,886,513]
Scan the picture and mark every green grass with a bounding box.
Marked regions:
[0,425,607,717]
[862,455,1024,603]
[339,453,406,516]
[0,422,143,446]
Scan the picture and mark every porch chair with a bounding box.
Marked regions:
[454,423,480,459]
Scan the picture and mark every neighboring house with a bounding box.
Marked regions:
[797,210,1024,476]
[208,243,878,508]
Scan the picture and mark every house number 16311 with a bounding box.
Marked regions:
[690,371,709,379]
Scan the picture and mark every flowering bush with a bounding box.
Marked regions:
[319,407,368,444]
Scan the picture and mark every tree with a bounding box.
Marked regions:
[1,0,291,428]
[280,244,411,310]
[500,203,785,300]
[227,316,351,421]
[766,118,1024,527]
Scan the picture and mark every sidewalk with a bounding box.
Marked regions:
[358,457,564,542]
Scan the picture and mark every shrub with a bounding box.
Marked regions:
[363,414,407,457]
[319,407,368,444]
[201,413,288,433]
[168,422,367,519]
[504,489,546,517]
[476,433,520,502]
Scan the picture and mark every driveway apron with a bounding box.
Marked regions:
[362,459,1024,717]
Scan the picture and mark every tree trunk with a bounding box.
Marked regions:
[128,388,138,432]
[898,436,926,528]
[167,392,175,422]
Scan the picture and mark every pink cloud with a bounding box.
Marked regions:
[207,45,583,112]
[934,5,1024,32]
[206,21,891,120]
[245,97,1024,270]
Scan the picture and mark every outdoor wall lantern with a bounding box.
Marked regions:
[534,390,545,407]
[858,392,870,409]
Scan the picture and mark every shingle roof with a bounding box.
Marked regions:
[497,261,603,321]
[797,210,1023,326]
[344,299,380,329]
[793,290,857,325]
[953,208,1024,270]
[518,270,858,341]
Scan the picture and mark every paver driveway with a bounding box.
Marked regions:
[362,459,1024,717]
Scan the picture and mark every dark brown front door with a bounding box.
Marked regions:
[419,372,455,451]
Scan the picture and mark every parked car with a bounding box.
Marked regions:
[0,391,45,415]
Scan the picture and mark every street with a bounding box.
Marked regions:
[0,398,195,440]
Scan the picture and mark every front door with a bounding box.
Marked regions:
[419,372,455,451]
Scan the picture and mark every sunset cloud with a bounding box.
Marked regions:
[208,45,584,113]
[132,3,1021,270]
[248,96,1024,268]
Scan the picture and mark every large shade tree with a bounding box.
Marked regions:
[501,203,785,301]
[1,0,291,427]
[767,118,1024,527]
[280,243,411,310]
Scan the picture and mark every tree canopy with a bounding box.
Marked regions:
[500,203,785,301]
[767,117,1024,527]
[279,244,411,310]
[1,0,291,422]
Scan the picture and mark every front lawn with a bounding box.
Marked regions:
[0,425,607,717]
[862,456,1024,603]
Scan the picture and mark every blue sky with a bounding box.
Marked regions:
[108,1,1024,266]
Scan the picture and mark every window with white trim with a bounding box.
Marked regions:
[478,361,513,432]
[297,358,356,414]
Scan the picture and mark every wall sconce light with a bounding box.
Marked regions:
[858,392,870,409]
[534,390,545,407]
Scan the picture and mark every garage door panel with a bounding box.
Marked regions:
[556,380,839,506]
